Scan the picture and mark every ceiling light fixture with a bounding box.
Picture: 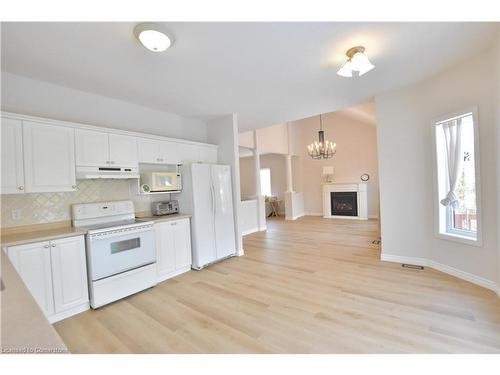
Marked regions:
[134,23,173,52]
[307,114,336,160]
[337,46,374,77]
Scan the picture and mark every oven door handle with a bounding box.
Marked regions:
[89,227,153,240]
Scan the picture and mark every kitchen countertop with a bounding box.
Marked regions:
[1,225,87,249]
[136,213,192,224]
[1,251,68,354]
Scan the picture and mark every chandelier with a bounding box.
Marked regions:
[307,114,336,159]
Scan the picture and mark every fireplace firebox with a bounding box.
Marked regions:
[330,192,358,217]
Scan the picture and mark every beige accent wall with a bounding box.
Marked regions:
[0,179,169,228]
[290,112,379,217]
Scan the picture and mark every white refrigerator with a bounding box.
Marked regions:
[177,163,236,269]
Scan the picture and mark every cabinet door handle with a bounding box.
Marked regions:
[110,161,115,164]
[44,244,50,248]
[18,186,24,190]
[51,243,56,247]
[72,185,77,189]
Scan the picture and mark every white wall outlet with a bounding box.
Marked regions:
[11,209,21,221]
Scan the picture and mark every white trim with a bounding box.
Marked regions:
[290,213,305,220]
[431,106,483,247]
[258,225,267,231]
[236,248,244,256]
[157,265,191,283]
[322,182,368,220]
[305,212,323,216]
[48,302,90,323]
[380,253,498,293]
[1,111,218,149]
[242,227,259,236]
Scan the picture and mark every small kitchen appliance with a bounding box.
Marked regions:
[140,171,182,192]
[152,200,179,216]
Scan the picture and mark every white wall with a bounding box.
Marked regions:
[497,25,500,294]
[290,113,379,217]
[207,114,244,255]
[239,156,256,200]
[376,43,499,287]
[239,153,293,216]
[240,200,259,235]
[1,72,208,142]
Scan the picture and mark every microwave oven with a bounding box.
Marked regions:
[141,172,182,192]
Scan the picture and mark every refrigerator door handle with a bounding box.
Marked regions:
[210,182,215,216]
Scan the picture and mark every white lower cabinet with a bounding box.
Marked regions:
[155,218,192,281]
[50,236,89,314]
[7,241,55,317]
[7,235,89,322]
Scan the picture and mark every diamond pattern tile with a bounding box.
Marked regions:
[0,179,152,228]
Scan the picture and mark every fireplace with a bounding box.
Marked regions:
[330,192,358,217]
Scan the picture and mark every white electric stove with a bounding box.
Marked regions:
[72,200,156,308]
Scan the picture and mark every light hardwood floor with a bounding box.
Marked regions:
[54,216,500,353]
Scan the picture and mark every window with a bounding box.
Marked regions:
[260,168,272,197]
[434,109,481,245]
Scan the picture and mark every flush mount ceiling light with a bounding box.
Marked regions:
[134,23,173,52]
[337,46,374,77]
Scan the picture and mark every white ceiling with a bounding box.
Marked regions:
[1,22,497,131]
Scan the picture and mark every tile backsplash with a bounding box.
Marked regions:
[1,179,166,228]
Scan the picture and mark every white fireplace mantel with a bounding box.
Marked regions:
[322,182,368,220]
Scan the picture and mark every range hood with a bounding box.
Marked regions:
[76,166,140,180]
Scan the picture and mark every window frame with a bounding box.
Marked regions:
[431,106,482,247]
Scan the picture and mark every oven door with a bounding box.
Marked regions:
[87,228,155,281]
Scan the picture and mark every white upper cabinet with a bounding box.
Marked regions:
[76,129,138,167]
[1,117,25,194]
[137,138,179,164]
[177,142,201,163]
[8,241,55,317]
[108,134,138,167]
[160,141,179,164]
[75,129,109,167]
[177,143,218,164]
[23,121,76,193]
[137,137,161,164]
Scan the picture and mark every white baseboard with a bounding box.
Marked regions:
[286,213,305,221]
[236,248,244,256]
[380,253,498,293]
[242,227,259,236]
[48,302,90,323]
[258,226,267,231]
[368,214,379,219]
[305,212,323,216]
[157,265,191,283]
